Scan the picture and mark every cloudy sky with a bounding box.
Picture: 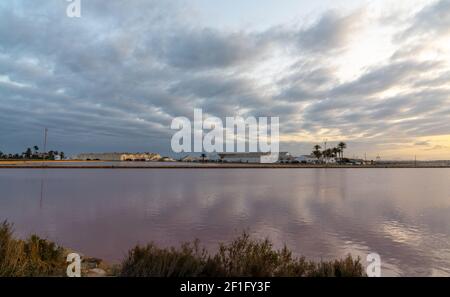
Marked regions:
[1,0,450,160]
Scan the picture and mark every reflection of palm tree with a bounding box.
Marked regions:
[39,176,44,209]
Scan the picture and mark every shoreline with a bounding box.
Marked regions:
[1,164,449,169]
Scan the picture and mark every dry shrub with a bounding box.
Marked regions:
[120,232,365,277]
[0,221,66,277]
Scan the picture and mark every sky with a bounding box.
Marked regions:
[0,0,450,160]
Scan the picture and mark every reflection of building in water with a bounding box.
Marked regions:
[76,153,161,161]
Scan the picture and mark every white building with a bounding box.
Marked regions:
[348,158,364,165]
[324,157,337,164]
[218,152,291,163]
[159,156,176,162]
[295,155,318,164]
[295,155,338,164]
[278,152,295,163]
[77,152,161,161]
[180,155,200,162]
[218,152,267,163]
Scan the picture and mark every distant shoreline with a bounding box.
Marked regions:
[1,161,449,169]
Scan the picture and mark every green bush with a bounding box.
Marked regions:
[120,232,366,277]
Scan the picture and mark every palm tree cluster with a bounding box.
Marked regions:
[312,142,347,163]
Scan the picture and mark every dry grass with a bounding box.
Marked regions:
[0,221,66,277]
[120,232,366,277]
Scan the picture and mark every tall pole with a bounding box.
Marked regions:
[43,128,48,162]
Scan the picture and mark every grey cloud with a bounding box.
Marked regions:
[146,9,366,70]
[154,29,273,70]
[275,62,336,102]
[399,0,450,40]
[330,61,440,97]
[297,10,364,53]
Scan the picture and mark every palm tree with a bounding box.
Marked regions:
[338,142,347,159]
[312,150,322,163]
[48,151,55,160]
[323,148,333,163]
[25,148,32,159]
[331,147,341,163]
[312,145,322,163]
[201,153,207,163]
[33,146,39,154]
[332,147,340,160]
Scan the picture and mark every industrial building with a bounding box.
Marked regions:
[217,152,292,163]
[77,153,161,161]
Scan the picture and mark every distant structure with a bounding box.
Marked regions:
[348,158,364,165]
[180,155,201,162]
[278,152,296,163]
[159,156,176,162]
[295,155,319,164]
[218,152,269,163]
[218,152,292,163]
[77,152,161,161]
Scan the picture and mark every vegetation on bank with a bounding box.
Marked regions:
[1,222,365,277]
[121,232,365,277]
[312,142,347,163]
[0,221,66,277]
[0,146,65,161]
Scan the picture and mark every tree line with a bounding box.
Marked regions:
[0,146,65,160]
[312,142,347,163]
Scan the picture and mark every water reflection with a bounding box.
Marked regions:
[0,168,449,276]
[39,170,45,209]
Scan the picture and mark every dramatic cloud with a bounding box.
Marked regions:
[0,0,449,159]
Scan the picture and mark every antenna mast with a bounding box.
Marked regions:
[43,128,48,161]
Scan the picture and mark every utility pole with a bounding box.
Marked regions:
[43,128,48,162]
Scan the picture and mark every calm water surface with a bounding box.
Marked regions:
[1,168,449,276]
